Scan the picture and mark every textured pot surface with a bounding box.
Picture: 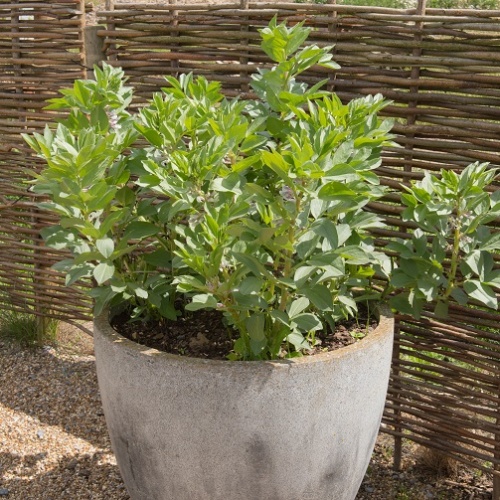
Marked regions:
[94,307,394,500]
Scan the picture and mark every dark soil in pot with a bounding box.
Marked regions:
[110,306,378,360]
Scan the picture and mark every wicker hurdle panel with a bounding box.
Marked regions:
[0,0,90,321]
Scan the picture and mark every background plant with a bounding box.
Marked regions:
[388,163,500,318]
[0,308,58,347]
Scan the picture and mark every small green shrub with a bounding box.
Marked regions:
[0,310,58,347]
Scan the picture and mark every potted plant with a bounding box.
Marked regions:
[25,19,500,500]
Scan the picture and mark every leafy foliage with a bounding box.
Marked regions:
[388,163,500,317]
[26,19,500,360]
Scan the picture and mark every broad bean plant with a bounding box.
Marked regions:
[26,19,500,360]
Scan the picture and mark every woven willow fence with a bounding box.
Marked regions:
[0,0,90,323]
[0,0,499,493]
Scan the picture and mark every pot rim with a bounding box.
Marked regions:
[94,303,394,369]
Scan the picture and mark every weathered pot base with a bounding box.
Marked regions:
[93,307,394,500]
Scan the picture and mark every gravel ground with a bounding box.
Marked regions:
[0,323,495,500]
[0,325,128,500]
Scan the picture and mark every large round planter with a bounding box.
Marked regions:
[93,306,394,500]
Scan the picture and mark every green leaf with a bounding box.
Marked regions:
[386,240,414,259]
[231,293,268,309]
[390,269,415,288]
[246,314,266,341]
[90,286,116,317]
[40,226,75,250]
[434,301,449,318]
[246,313,267,356]
[159,299,178,321]
[116,186,136,206]
[294,266,317,287]
[233,253,274,280]
[174,275,206,292]
[336,245,372,265]
[52,258,76,272]
[286,332,311,351]
[318,181,356,200]
[93,262,115,285]
[450,288,468,306]
[259,19,310,63]
[185,294,218,311]
[96,238,114,258]
[302,285,333,311]
[389,293,423,318]
[463,251,485,279]
[143,249,172,267]
[291,313,322,332]
[288,297,310,318]
[296,231,319,259]
[123,222,160,240]
[484,269,500,288]
[100,209,130,235]
[416,277,438,301]
[212,172,243,194]
[135,122,164,148]
[65,264,93,286]
[133,287,148,299]
[480,232,500,252]
[463,280,498,309]
[238,277,263,295]
[240,134,268,153]
[312,220,351,250]
[310,199,328,219]
[270,309,290,327]
[261,150,291,181]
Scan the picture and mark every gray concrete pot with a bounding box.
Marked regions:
[93,306,394,500]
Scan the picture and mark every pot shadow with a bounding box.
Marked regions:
[0,451,129,499]
[0,340,108,448]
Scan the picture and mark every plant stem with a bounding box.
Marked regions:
[442,215,462,302]
[278,193,299,311]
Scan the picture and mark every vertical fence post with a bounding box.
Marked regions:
[169,0,179,76]
[391,0,426,470]
[83,0,104,76]
[403,0,426,177]
[105,0,116,62]
[13,4,46,339]
[31,6,46,342]
[10,4,23,129]
[326,0,337,93]
[240,0,250,95]
[85,26,105,77]
[11,6,21,96]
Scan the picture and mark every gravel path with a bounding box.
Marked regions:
[0,325,128,500]
[0,324,494,499]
